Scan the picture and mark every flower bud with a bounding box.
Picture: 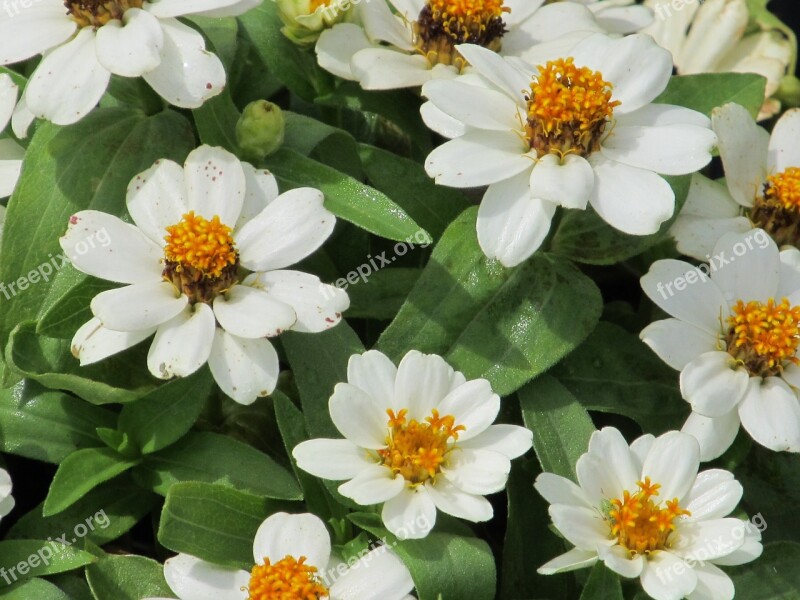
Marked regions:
[276,0,351,46]
[236,100,285,160]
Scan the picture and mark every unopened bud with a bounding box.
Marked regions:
[236,100,285,160]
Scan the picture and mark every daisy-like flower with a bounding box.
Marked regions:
[144,512,416,600]
[60,145,348,405]
[641,228,800,460]
[0,468,13,522]
[422,33,717,267]
[276,0,353,45]
[671,103,800,260]
[293,350,533,539]
[0,0,261,135]
[315,0,603,90]
[555,0,654,35]
[535,427,762,600]
[643,0,794,120]
[0,74,23,199]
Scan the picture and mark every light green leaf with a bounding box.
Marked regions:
[0,578,69,599]
[0,541,95,587]
[654,73,767,118]
[86,554,175,600]
[579,563,623,600]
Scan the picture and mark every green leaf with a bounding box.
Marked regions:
[118,368,214,454]
[550,175,691,266]
[8,476,157,547]
[192,89,241,154]
[0,380,114,464]
[344,268,423,320]
[349,513,496,600]
[378,207,603,395]
[43,448,140,516]
[0,541,96,587]
[577,563,622,600]
[133,431,302,500]
[728,542,800,598]
[5,323,156,405]
[35,278,116,339]
[85,554,175,600]
[282,323,365,438]
[519,375,596,480]
[0,108,194,355]
[158,482,289,569]
[550,322,686,433]
[358,143,471,240]
[655,74,768,118]
[0,578,69,599]
[284,112,363,180]
[265,148,430,244]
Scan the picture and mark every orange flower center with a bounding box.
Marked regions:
[764,168,800,211]
[608,478,690,555]
[65,0,143,27]
[247,556,328,600]
[378,408,465,485]
[414,0,509,68]
[749,168,800,247]
[725,297,800,376]
[525,57,620,158]
[309,0,333,10]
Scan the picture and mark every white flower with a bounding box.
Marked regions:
[421,33,717,267]
[292,349,533,539]
[562,0,654,34]
[536,427,762,600]
[643,0,793,120]
[277,0,353,45]
[315,0,603,90]
[144,512,416,600]
[0,468,14,521]
[640,228,800,460]
[0,74,23,198]
[671,103,800,260]
[0,0,261,135]
[60,145,349,405]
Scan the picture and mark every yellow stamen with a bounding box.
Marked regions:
[246,555,328,600]
[164,211,237,280]
[65,0,143,27]
[726,297,800,376]
[525,57,620,158]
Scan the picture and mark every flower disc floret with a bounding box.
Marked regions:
[525,57,620,158]
[65,0,144,27]
[750,168,800,247]
[247,555,328,600]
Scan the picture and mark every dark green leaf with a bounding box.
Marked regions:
[0,541,95,587]
[728,542,800,599]
[85,554,175,600]
[578,563,623,600]
[654,73,768,118]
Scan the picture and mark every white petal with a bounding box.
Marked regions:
[0,143,22,198]
[146,0,252,17]
[640,319,719,370]
[455,44,530,101]
[576,452,626,504]
[146,303,215,379]
[315,24,371,81]
[426,476,493,522]
[236,165,279,231]
[681,410,741,463]
[711,525,763,566]
[671,518,745,561]
[461,424,532,459]
[71,317,155,366]
[243,270,348,334]
[499,0,545,27]
[534,472,591,508]
[358,0,413,50]
[597,544,644,578]
[683,469,742,521]
[0,4,76,64]
[670,216,751,264]
[95,8,163,77]
[680,352,749,418]
[425,130,531,189]
[0,74,17,131]
[477,172,555,268]
[208,329,279,404]
[768,108,800,173]
[686,562,734,600]
[381,486,437,539]
[338,465,405,505]
[502,3,601,57]
[236,187,335,272]
[708,228,779,304]
[529,154,594,209]
[587,427,639,495]
[329,547,414,600]
[292,438,374,480]
[142,18,226,108]
[163,554,249,600]
[60,211,164,284]
[213,284,296,339]
[442,448,510,495]
[329,382,389,450]
[587,153,674,235]
[252,512,331,570]
[618,104,711,129]
[420,100,468,139]
[630,434,655,472]
[183,145,245,227]
[436,379,499,441]
[537,547,598,575]
[641,430,700,502]
[351,48,435,90]
[347,350,397,405]
[25,29,110,126]
[640,551,697,600]
[639,259,728,332]
[394,350,457,421]
[601,124,715,176]
[91,282,187,331]
[11,94,35,139]
[738,376,800,452]
[126,158,188,245]
[422,79,521,131]
[712,103,769,207]
[549,504,611,551]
